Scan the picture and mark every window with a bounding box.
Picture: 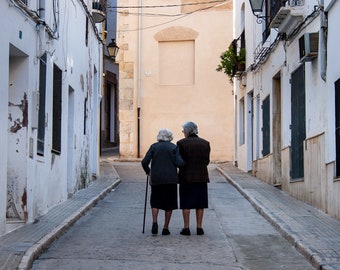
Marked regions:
[37,54,47,156]
[239,98,245,145]
[52,64,62,154]
[262,95,270,156]
[335,78,340,177]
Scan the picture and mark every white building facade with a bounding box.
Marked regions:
[233,0,340,220]
[0,0,104,236]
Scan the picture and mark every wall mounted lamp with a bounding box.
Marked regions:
[107,39,119,61]
[248,0,268,24]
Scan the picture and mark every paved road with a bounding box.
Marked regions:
[31,162,314,270]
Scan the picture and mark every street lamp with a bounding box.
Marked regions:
[248,0,267,24]
[107,39,119,61]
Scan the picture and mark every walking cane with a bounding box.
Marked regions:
[142,175,149,234]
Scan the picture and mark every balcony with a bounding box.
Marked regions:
[92,2,106,23]
[269,0,304,36]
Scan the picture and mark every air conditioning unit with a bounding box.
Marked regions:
[299,32,319,62]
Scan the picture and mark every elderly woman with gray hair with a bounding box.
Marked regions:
[141,128,185,235]
[177,121,210,236]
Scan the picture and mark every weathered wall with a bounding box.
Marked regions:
[252,155,274,185]
[0,0,103,235]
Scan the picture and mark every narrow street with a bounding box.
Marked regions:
[31,162,314,270]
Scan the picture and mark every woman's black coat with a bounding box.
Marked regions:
[141,141,185,185]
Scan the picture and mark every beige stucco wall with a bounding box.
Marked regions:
[117,0,234,162]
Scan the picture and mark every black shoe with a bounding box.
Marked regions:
[197,228,204,235]
[152,223,158,235]
[180,228,191,235]
[162,228,170,235]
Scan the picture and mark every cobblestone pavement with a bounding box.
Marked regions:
[0,157,339,270]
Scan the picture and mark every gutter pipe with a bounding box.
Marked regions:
[319,0,327,81]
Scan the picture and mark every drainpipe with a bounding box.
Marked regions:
[319,0,327,81]
[137,0,142,157]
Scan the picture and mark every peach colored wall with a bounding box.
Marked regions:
[117,0,234,161]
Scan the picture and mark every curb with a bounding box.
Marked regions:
[18,178,121,270]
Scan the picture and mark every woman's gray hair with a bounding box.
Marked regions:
[182,121,198,135]
[157,128,174,142]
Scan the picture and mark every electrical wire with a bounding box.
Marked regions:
[117,1,228,32]
[109,0,227,9]
[117,2,222,17]
[116,11,190,17]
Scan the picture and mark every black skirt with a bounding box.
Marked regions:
[179,183,208,209]
[150,184,178,211]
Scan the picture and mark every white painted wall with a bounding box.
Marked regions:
[234,0,340,219]
[325,0,340,164]
[0,0,103,235]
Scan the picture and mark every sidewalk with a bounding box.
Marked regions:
[0,160,339,270]
[217,162,340,270]
[0,158,121,270]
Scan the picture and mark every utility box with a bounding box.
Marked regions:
[299,32,319,62]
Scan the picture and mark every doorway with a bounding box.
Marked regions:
[273,72,282,186]
[101,71,119,155]
[247,92,254,171]
[7,45,29,226]
[291,65,306,180]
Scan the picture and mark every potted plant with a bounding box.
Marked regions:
[216,45,237,83]
[216,45,246,82]
[236,47,246,72]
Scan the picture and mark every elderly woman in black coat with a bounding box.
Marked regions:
[177,121,210,236]
[141,128,185,235]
